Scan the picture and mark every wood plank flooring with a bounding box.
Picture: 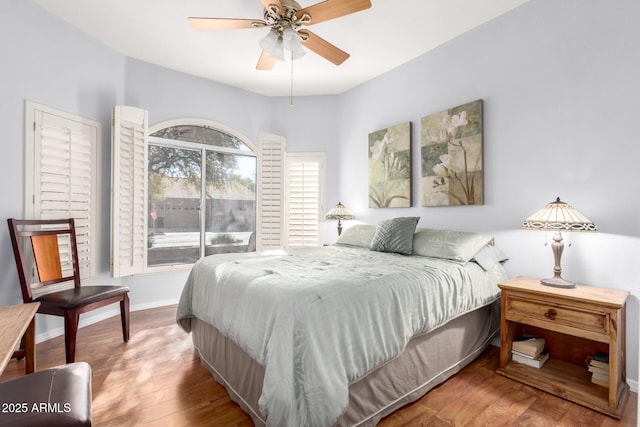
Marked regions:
[1,305,636,426]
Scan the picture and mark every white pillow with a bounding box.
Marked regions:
[412,228,494,263]
[334,224,377,248]
[472,245,509,270]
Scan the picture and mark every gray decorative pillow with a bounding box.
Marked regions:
[412,228,494,263]
[335,224,377,248]
[370,217,420,255]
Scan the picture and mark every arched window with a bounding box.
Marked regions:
[111,107,321,278]
[147,119,257,267]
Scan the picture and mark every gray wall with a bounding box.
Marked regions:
[1,0,638,387]
[335,0,640,386]
[338,0,639,235]
[0,0,126,306]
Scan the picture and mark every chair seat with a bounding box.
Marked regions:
[35,286,129,310]
[0,362,92,426]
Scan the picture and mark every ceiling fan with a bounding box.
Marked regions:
[188,0,372,70]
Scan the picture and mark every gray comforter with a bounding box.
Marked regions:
[177,245,506,427]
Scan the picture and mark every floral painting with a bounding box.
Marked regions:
[368,122,411,208]
[421,100,483,206]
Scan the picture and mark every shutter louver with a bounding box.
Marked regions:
[36,111,99,279]
[286,155,324,248]
[112,106,148,277]
[258,134,285,250]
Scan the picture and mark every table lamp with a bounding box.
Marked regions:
[521,197,597,288]
[324,202,355,236]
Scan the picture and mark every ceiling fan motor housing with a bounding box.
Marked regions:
[264,0,310,40]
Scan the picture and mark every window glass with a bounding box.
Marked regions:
[150,125,252,151]
[147,123,257,268]
[148,145,202,266]
[205,152,256,256]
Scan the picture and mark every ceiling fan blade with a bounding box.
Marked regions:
[259,0,283,12]
[296,0,371,25]
[256,51,275,70]
[299,30,349,66]
[188,17,266,30]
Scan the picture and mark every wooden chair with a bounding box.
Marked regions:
[7,218,130,364]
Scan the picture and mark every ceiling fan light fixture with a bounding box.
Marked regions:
[259,30,284,61]
[290,44,306,60]
[189,0,372,70]
[283,28,306,59]
[282,28,299,48]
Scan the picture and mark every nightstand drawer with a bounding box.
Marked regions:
[505,294,608,335]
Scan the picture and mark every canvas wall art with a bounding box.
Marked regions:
[420,99,483,206]
[368,122,411,208]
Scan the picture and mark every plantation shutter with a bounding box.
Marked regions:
[258,133,285,250]
[285,153,325,248]
[111,106,148,277]
[26,102,101,281]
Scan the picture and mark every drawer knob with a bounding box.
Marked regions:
[545,308,557,320]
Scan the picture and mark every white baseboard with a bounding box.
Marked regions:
[34,299,179,344]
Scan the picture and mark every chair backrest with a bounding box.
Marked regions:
[7,218,81,303]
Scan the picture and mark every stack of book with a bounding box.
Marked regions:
[587,352,609,387]
[511,336,549,368]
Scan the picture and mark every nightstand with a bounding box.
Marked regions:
[496,276,629,418]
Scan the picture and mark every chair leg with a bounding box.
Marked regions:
[120,293,130,343]
[64,310,80,364]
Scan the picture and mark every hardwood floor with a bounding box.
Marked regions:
[1,305,637,426]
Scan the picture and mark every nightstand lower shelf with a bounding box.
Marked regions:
[498,354,629,418]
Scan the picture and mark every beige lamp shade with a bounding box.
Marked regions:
[324,202,355,221]
[324,202,354,236]
[522,197,597,232]
[522,197,597,288]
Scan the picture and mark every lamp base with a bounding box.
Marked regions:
[540,276,575,289]
[540,231,575,288]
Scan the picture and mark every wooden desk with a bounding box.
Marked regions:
[0,303,40,375]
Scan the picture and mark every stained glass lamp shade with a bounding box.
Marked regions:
[324,202,355,236]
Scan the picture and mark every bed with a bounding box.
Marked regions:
[176,218,508,427]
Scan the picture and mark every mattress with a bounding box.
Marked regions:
[177,245,507,426]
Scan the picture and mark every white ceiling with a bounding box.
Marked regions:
[33,0,529,97]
